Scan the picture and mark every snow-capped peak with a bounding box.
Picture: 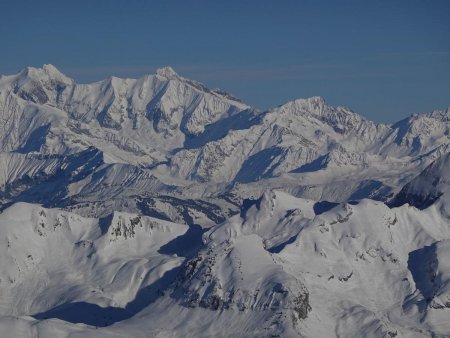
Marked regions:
[276,96,352,119]
[42,63,65,77]
[1,62,450,338]
[156,66,179,79]
[296,96,327,109]
[288,96,327,113]
[18,64,74,85]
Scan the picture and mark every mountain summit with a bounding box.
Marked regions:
[0,65,449,337]
[156,65,179,78]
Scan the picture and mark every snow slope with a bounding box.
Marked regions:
[0,65,449,214]
[392,152,450,212]
[0,65,450,337]
[1,187,450,337]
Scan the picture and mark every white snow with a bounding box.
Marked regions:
[0,64,449,337]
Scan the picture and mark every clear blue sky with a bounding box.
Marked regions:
[1,0,449,122]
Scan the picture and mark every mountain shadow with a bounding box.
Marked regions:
[34,221,207,327]
[407,242,439,312]
[33,261,182,327]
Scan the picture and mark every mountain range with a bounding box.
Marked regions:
[0,65,449,337]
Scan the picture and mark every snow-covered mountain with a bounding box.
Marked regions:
[2,190,450,337]
[1,65,449,210]
[0,65,449,337]
[391,152,450,212]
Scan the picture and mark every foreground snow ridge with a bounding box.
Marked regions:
[0,65,449,337]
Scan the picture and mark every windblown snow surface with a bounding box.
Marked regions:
[0,65,449,337]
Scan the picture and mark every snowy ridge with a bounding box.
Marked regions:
[0,65,450,337]
[0,65,448,208]
[2,188,450,336]
[391,152,450,212]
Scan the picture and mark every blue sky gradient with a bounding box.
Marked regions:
[1,0,449,122]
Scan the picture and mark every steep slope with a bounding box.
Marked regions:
[1,65,449,210]
[391,152,450,211]
[0,64,251,164]
[0,202,189,327]
[168,96,449,204]
[2,188,450,337]
[379,109,450,157]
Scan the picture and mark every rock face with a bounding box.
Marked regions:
[0,65,450,337]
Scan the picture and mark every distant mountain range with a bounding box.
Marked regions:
[0,65,449,337]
